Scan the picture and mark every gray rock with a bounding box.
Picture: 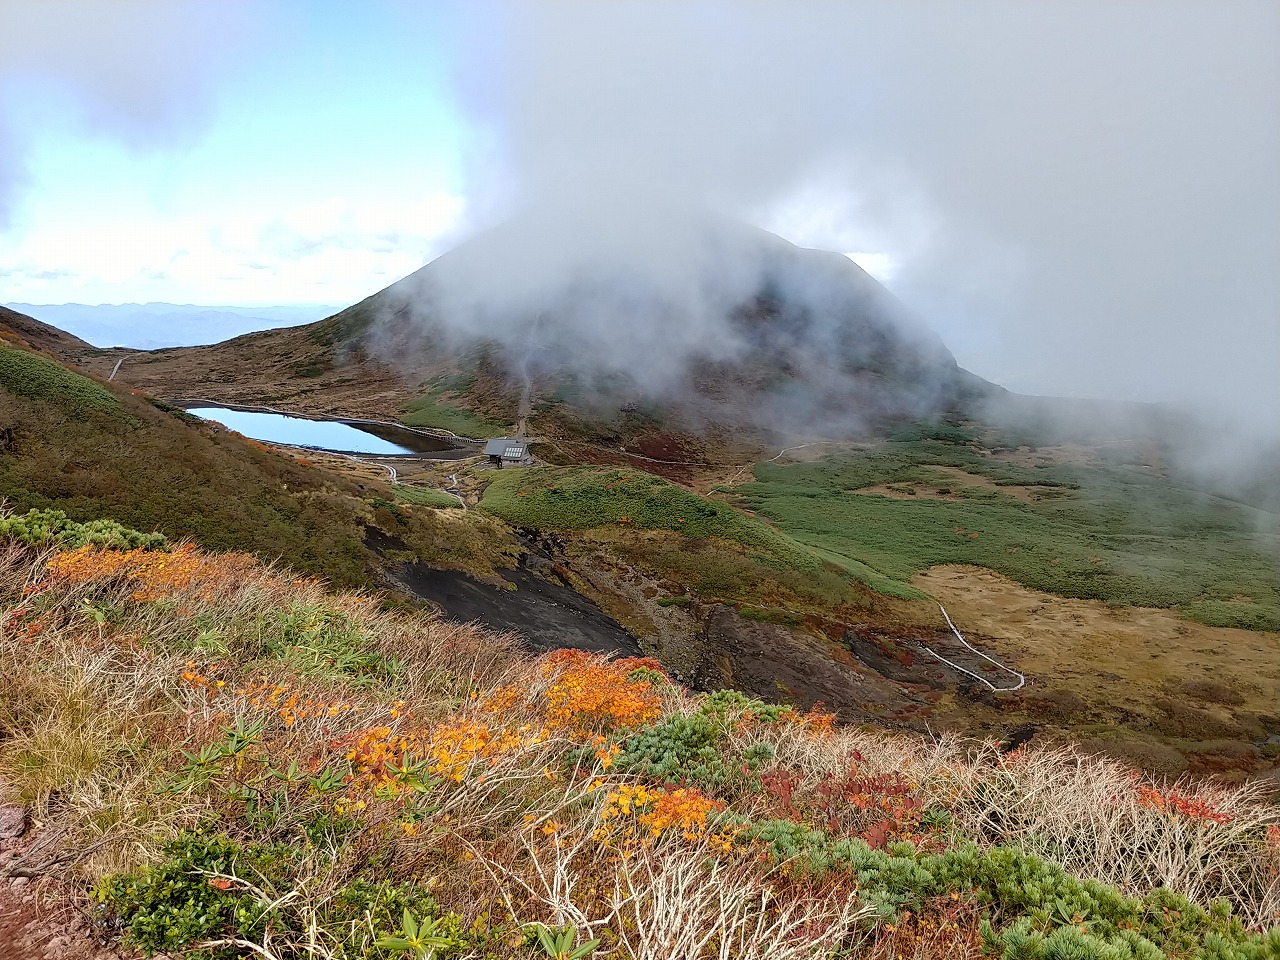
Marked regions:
[0,804,28,839]
[10,874,29,888]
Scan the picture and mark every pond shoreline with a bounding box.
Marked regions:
[173,398,483,458]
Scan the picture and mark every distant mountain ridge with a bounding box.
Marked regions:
[4,302,340,349]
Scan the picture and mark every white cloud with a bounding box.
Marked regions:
[0,191,465,305]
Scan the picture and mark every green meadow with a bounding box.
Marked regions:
[733,438,1280,630]
[481,466,818,567]
[479,466,884,611]
[401,368,510,438]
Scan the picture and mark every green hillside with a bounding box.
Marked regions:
[734,436,1280,630]
[0,342,511,587]
[479,465,898,614]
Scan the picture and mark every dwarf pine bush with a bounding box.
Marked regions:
[738,829,1276,960]
[0,508,165,549]
[615,712,731,787]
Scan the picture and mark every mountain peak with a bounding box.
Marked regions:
[324,217,980,440]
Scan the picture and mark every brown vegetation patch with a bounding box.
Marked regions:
[1180,678,1246,706]
[1024,688,1089,722]
[621,432,705,464]
[1074,736,1190,777]
[551,440,697,484]
[1152,698,1261,740]
[907,564,1280,777]
[59,324,423,424]
[989,443,1105,468]
[851,465,1063,504]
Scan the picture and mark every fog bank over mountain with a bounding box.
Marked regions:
[439,1,1278,447]
[4,1,1273,459]
[359,208,979,439]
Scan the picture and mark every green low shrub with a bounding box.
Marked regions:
[697,688,798,725]
[96,832,490,958]
[401,396,505,438]
[95,832,298,956]
[0,345,120,414]
[0,508,166,549]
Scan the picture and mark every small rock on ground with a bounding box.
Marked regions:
[0,807,28,841]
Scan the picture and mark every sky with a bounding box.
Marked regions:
[1,0,1277,434]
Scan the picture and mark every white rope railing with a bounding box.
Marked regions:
[917,605,1026,692]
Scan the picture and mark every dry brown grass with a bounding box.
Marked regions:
[948,744,1280,928]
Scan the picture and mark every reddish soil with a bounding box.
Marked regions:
[0,815,122,960]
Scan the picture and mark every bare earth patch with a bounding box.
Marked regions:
[0,793,121,960]
[852,465,1063,504]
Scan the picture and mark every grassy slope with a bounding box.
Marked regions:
[734,438,1280,630]
[2,531,1278,958]
[481,466,821,567]
[310,298,512,439]
[0,343,516,587]
[479,466,890,614]
[401,394,508,438]
[393,484,463,509]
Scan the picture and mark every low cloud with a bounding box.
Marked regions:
[0,1,264,229]
[395,0,1278,455]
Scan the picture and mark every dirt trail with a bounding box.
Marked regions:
[0,885,118,960]
[0,791,121,960]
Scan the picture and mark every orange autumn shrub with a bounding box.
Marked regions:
[594,783,728,845]
[795,703,838,738]
[343,715,546,799]
[425,717,545,783]
[46,543,261,603]
[537,650,664,736]
[343,724,430,798]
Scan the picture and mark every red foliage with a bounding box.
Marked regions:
[1136,786,1233,826]
[759,762,932,850]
